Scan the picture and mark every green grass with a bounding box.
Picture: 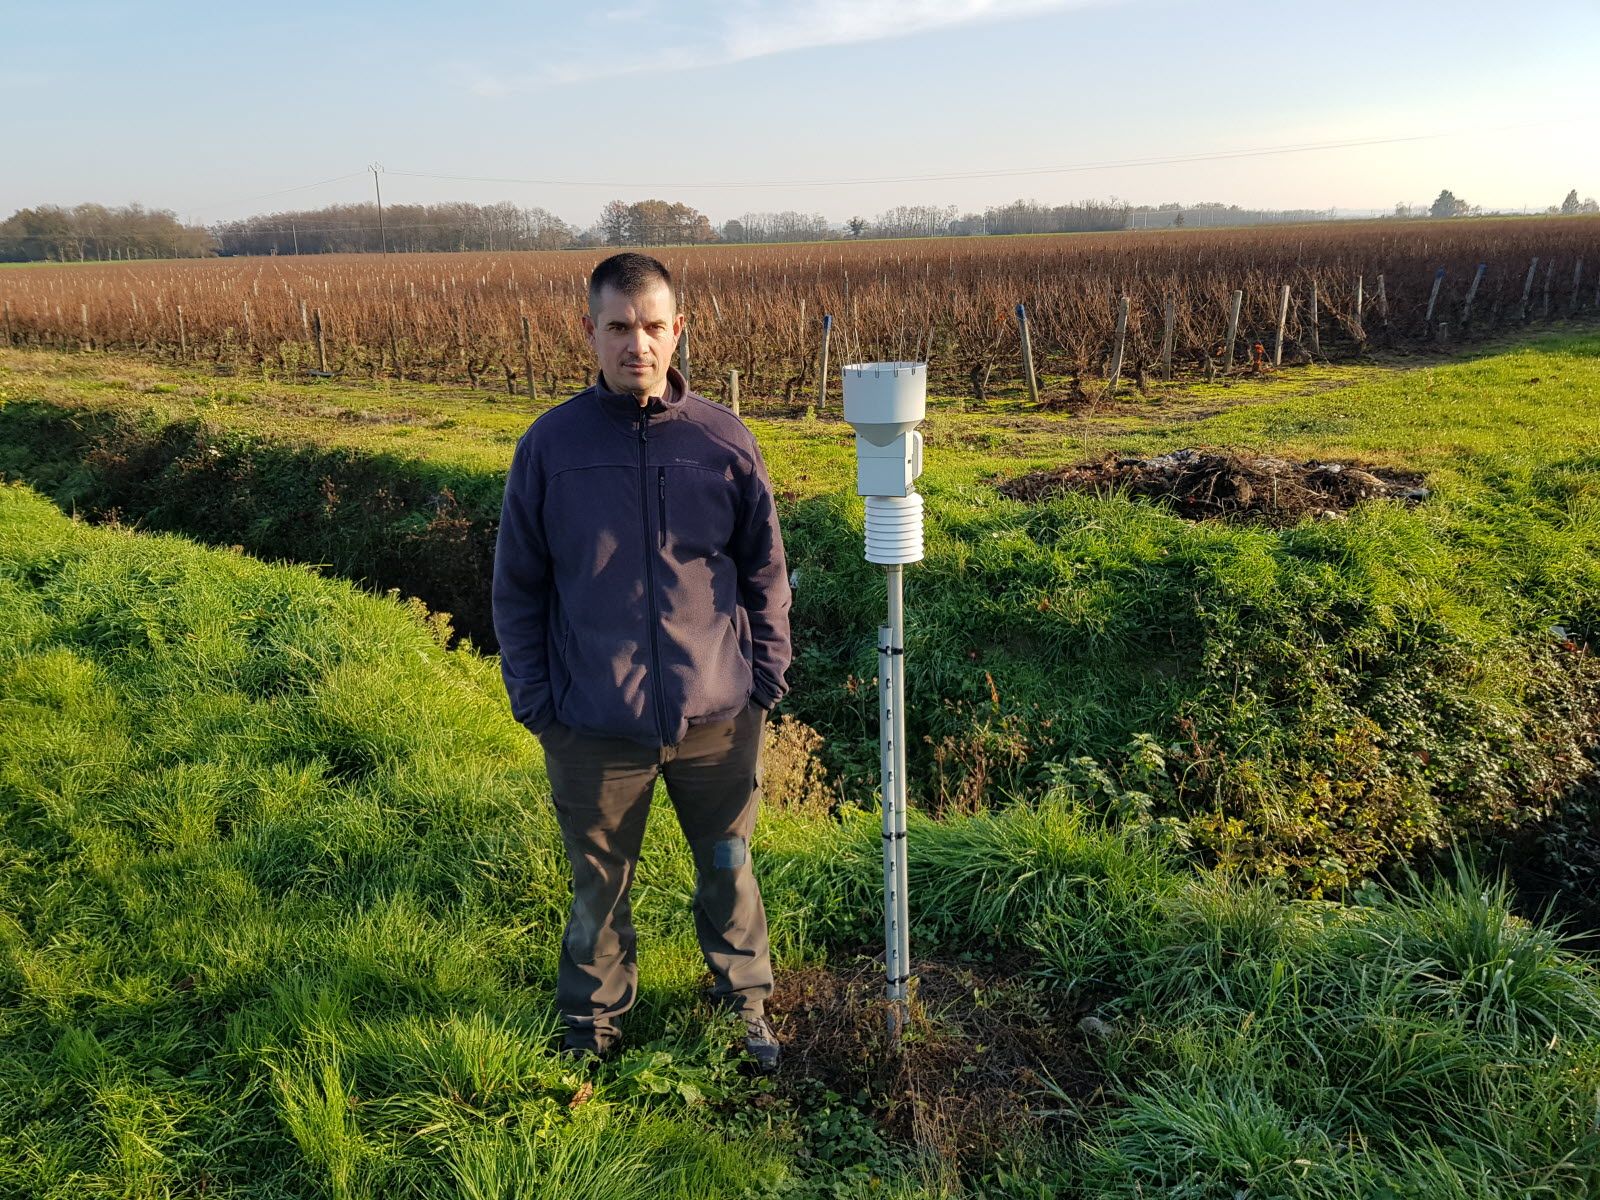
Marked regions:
[2,332,1599,895]
[3,482,1599,1197]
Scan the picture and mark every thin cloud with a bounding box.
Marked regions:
[458,0,1106,93]
[724,0,1088,61]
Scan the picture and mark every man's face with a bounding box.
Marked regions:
[583,281,684,402]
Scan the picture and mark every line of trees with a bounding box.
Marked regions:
[0,203,213,262]
[6,188,1596,262]
[1555,188,1599,215]
[720,211,835,243]
[214,201,577,256]
[592,199,716,246]
[1393,189,1599,220]
[713,199,1326,242]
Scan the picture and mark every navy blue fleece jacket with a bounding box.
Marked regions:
[492,366,792,747]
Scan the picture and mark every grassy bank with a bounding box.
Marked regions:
[3,482,1599,1197]
[2,334,1599,894]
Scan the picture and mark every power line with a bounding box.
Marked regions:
[186,171,369,216]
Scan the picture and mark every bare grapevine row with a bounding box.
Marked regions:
[2,217,1596,405]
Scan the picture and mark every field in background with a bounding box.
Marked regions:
[2,218,1598,402]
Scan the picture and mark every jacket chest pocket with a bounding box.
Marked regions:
[658,465,737,556]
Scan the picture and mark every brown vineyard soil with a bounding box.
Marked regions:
[998,447,1429,526]
[767,957,1104,1163]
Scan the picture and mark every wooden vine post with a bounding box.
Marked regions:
[1222,289,1243,371]
[521,315,537,402]
[1461,263,1486,328]
[1015,303,1039,406]
[1309,280,1322,357]
[1160,296,1175,382]
[810,312,832,419]
[1424,267,1446,327]
[1107,294,1129,396]
[1273,284,1290,367]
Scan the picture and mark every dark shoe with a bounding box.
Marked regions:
[559,1032,617,1065]
[744,1016,781,1075]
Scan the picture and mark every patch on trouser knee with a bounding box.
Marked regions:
[712,837,748,869]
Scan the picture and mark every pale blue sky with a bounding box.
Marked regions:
[7,0,1597,227]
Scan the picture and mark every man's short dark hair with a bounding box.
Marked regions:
[588,253,675,313]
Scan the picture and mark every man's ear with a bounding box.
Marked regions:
[581,313,596,346]
[672,311,686,339]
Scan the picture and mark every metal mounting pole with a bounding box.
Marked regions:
[881,564,910,1038]
[844,360,926,1049]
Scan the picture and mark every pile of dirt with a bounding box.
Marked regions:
[767,957,1102,1164]
[997,448,1429,526]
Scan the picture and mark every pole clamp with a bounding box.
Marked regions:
[881,830,906,841]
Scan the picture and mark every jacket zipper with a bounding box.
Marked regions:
[657,468,667,549]
[638,412,667,743]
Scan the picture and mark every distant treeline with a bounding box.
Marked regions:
[0,194,1459,262]
[213,201,577,256]
[721,199,1332,242]
[0,204,213,262]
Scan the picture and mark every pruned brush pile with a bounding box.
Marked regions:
[999,447,1429,525]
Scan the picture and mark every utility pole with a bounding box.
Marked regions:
[370,162,388,257]
[370,162,399,375]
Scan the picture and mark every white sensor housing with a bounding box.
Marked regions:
[844,362,927,564]
[843,362,926,499]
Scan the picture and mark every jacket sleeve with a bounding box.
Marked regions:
[733,440,793,710]
[492,432,556,735]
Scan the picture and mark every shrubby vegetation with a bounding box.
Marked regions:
[2,481,1597,1197]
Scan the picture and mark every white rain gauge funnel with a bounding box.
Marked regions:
[842,361,926,1039]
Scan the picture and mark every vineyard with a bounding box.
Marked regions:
[3,217,1598,403]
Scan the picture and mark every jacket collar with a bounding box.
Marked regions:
[593,365,689,422]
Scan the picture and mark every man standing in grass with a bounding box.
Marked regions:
[493,252,792,1072]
